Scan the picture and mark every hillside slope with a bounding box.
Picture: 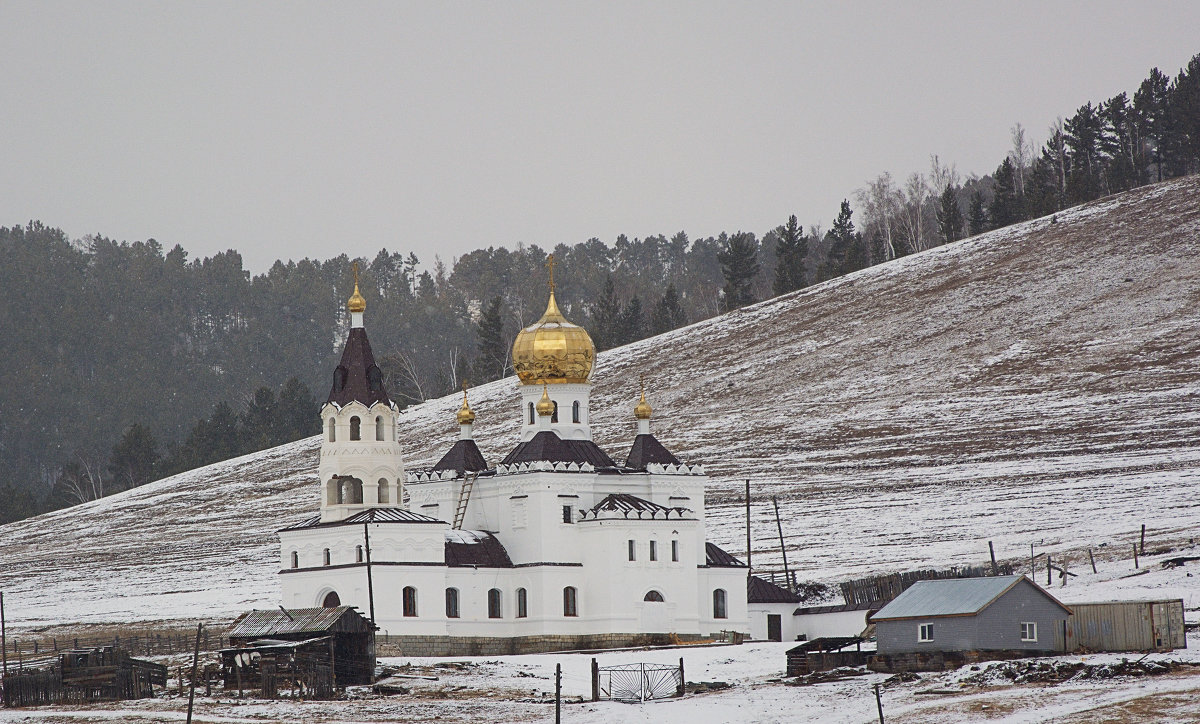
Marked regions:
[2,177,1199,628]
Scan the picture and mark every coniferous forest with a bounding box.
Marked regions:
[2,55,1198,524]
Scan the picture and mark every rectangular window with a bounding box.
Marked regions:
[1020,622,1037,641]
[649,540,658,561]
[562,505,573,524]
[628,539,636,561]
[918,623,934,642]
[445,588,460,618]
[671,540,679,562]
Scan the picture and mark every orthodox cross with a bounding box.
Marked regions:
[547,254,556,293]
[352,261,359,286]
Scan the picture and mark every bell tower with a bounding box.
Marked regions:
[318,264,405,522]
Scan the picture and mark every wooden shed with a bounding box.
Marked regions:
[227,606,376,686]
[1065,599,1186,653]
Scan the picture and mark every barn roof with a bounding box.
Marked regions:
[228,606,373,638]
[869,575,1071,622]
[748,575,799,604]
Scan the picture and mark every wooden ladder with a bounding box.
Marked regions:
[452,473,477,530]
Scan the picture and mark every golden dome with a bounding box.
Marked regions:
[634,389,653,420]
[512,291,596,384]
[347,262,366,314]
[535,384,555,417]
[456,386,476,425]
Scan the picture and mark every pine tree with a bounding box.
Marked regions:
[821,200,864,278]
[240,386,279,452]
[772,215,808,295]
[108,423,160,491]
[619,296,645,345]
[587,276,621,350]
[990,158,1023,228]
[277,377,319,441]
[967,190,989,236]
[936,184,964,243]
[473,296,507,383]
[650,283,688,335]
[717,232,760,311]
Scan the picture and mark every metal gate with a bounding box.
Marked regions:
[596,662,683,702]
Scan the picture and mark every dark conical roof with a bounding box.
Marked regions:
[624,433,681,469]
[432,439,489,476]
[326,327,390,407]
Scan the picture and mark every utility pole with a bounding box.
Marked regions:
[555,663,562,724]
[186,623,203,724]
[772,496,791,590]
[745,479,752,576]
[1,591,8,680]
[363,521,376,623]
[874,682,885,723]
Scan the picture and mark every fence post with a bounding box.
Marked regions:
[677,657,685,697]
[591,658,599,701]
[555,663,562,724]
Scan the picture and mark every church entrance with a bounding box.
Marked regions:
[767,614,782,642]
[322,591,341,608]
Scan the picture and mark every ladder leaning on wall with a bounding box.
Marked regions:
[452,472,477,530]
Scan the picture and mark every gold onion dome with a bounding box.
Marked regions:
[511,257,595,385]
[347,263,366,314]
[634,389,653,420]
[536,384,556,417]
[456,387,476,425]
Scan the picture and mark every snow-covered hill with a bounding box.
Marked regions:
[2,177,1199,629]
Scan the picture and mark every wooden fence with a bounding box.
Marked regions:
[840,563,1014,607]
[2,630,229,667]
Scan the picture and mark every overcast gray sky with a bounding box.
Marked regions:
[2,1,1198,272]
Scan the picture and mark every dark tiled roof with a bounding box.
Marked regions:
[229,606,373,638]
[326,327,390,407]
[705,542,747,568]
[748,575,800,604]
[444,530,514,568]
[793,601,878,615]
[624,434,682,469]
[432,439,489,476]
[280,507,444,531]
[500,430,616,468]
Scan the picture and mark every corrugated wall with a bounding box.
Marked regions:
[1065,600,1186,652]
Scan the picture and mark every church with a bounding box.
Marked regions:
[278,262,750,654]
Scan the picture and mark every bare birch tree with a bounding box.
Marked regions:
[899,172,933,253]
[857,173,904,261]
[1010,123,1034,195]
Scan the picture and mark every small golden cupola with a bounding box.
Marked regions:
[634,377,653,435]
[347,262,367,316]
[536,383,556,417]
[511,255,595,385]
[456,384,476,425]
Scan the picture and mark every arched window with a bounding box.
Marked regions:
[517,588,528,618]
[367,365,383,392]
[327,418,336,442]
[445,588,460,618]
[488,588,502,618]
[564,586,578,616]
[377,477,389,504]
[322,548,331,566]
[572,401,581,423]
[350,416,361,440]
[644,590,664,602]
[551,401,559,423]
[327,478,341,505]
[356,545,363,563]
[403,586,418,617]
[322,591,340,608]
[375,416,384,441]
[528,402,535,424]
[290,551,298,569]
[333,366,348,392]
[713,589,728,619]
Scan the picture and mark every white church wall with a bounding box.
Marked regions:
[748,602,805,642]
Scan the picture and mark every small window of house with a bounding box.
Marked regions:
[445,588,460,618]
[564,586,578,616]
[403,586,418,617]
[356,545,363,563]
[644,590,664,602]
[327,418,336,442]
[671,540,679,562]
[350,416,361,440]
[290,551,298,568]
[650,541,658,561]
[375,415,384,441]
[322,548,331,566]
[713,589,727,619]
[918,624,934,642]
[1020,622,1037,642]
[572,400,581,423]
[488,588,502,618]
[628,539,636,561]
[562,505,573,524]
[517,588,528,618]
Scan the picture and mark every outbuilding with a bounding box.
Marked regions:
[869,575,1071,658]
[227,606,376,685]
[1065,599,1186,653]
[747,576,800,641]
